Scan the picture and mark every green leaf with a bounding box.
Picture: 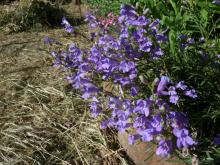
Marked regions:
[182,12,192,22]
[215,24,220,29]
[200,9,208,26]
[161,16,171,26]
[169,0,178,15]
[168,30,176,55]
[156,2,166,16]
[175,12,183,26]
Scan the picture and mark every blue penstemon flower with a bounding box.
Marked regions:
[61,17,74,33]
[48,4,199,159]
[156,140,173,158]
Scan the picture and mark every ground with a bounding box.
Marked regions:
[0,0,136,163]
[0,26,134,164]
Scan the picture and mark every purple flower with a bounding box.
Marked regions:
[67,72,90,89]
[123,99,133,112]
[179,34,188,40]
[84,13,96,22]
[61,17,74,33]
[152,46,164,58]
[118,77,131,86]
[119,61,135,73]
[89,101,101,117]
[127,16,150,26]
[100,120,108,129]
[217,54,220,58]
[117,120,131,132]
[156,140,173,158]
[187,38,195,44]
[108,97,122,110]
[214,134,220,145]
[68,43,83,63]
[137,128,154,142]
[82,83,99,99]
[170,95,179,104]
[131,86,138,96]
[61,17,70,25]
[79,63,91,72]
[173,128,195,148]
[85,13,99,28]
[44,36,54,44]
[113,109,132,133]
[151,115,163,133]
[133,99,152,117]
[128,134,140,145]
[136,16,150,26]
[156,34,168,42]
[157,76,170,95]
[168,86,179,104]
[133,116,148,128]
[168,86,177,95]
[69,43,78,52]
[156,99,170,111]
[129,69,138,80]
[120,27,129,38]
[180,43,189,50]
[132,28,146,41]
[120,4,137,21]
[150,19,160,30]
[168,111,189,129]
[185,89,198,98]
[90,32,97,40]
[100,118,116,129]
[212,0,220,6]
[51,51,58,58]
[113,109,130,120]
[199,37,205,43]
[139,38,152,52]
[176,81,187,90]
[48,5,200,158]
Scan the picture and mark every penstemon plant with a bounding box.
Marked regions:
[47,4,203,160]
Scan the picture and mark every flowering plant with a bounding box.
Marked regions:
[46,3,220,163]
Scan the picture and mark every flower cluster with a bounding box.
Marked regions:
[98,76,196,157]
[157,77,197,105]
[178,34,207,51]
[50,4,197,158]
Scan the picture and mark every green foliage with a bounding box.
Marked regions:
[82,0,220,162]
[128,0,220,164]
[86,0,130,16]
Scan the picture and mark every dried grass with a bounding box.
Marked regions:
[0,29,132,164]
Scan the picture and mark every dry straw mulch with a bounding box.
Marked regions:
[0,28,132,165]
